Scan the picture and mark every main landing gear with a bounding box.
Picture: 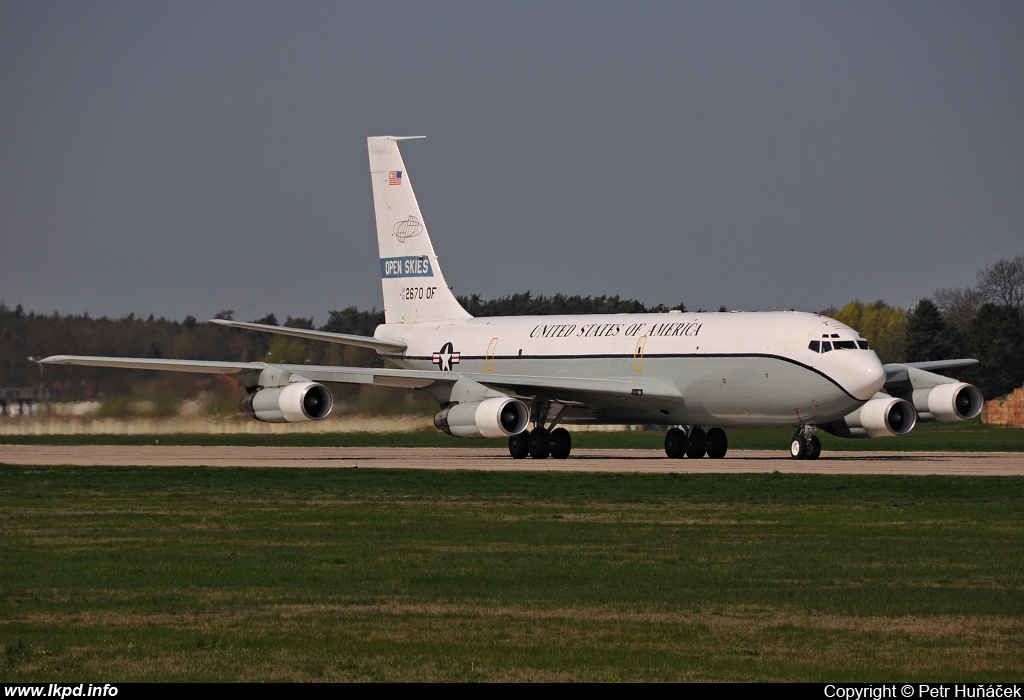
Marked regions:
[789,426,821,460]
[508,426,572,460]
[665,426,728,459]
[509,402,572,460]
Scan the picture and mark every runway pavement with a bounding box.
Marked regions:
[2,444,1022,474]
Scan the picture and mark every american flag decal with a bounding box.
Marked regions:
[388,171,402,185]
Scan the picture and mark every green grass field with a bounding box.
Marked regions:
[2,466,1023,681]
[2,418,1022,452]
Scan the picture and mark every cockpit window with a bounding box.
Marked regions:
[812,335,870,353]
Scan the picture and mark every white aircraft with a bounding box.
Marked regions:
[41,136,985,460]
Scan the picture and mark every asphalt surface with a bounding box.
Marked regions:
[2,445,1022,474]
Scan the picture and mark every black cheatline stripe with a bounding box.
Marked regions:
[396,352,860,401]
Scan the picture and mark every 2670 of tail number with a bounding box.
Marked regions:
[401,287,437,300]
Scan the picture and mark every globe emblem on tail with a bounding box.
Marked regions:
[393,215,423,242]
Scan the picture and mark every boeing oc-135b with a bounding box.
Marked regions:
[42,137,985,460]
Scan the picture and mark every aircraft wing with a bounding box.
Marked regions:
[882,358,978,392]
[39,355,265,374]
[39,355,683,404]
[463,372,684,405]
[286,366,683,402]
[894,359,978,371]
[209,319,407,353]
[39,355,446,390]
[279,364,450,389]
[295,367,685,412]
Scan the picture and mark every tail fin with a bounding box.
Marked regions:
[368,136,471,324]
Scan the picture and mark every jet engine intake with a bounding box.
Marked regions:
[820,396,917,438]
[910,383,984,423]
[240,382,333,423]
[434,396,530,438]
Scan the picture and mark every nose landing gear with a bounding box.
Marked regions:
[789,427,821,460]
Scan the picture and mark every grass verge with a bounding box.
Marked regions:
[1,467,1022,681]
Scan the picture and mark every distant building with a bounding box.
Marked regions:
[981,385,1024,428]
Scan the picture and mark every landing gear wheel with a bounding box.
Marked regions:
[508,432,530,459]
[665,428,686,459]
[528,428,551,459]
[549,428,572,459]
[807,435,821,460]
[686,427,707,459]
[706,427,728,459]
[790,432,807,460]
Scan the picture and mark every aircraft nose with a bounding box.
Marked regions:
[840,351,886,401]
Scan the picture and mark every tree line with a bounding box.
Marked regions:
[824,254,1024,399]
[1,255,1021,402]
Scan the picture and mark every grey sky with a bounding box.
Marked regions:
[2,1,1022,324]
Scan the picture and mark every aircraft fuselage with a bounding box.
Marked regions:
[377,310,885,428]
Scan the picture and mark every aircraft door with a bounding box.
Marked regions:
[633,335,648,371]
[486,337,498,372]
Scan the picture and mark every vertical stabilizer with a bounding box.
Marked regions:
[368,136,471,324]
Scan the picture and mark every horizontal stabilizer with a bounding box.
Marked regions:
[209,319,406,353]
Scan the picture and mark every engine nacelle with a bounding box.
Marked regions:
[240,382,333,423]
[820,396,917,438]
[909,383,984,423]
[433,397,530,438]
